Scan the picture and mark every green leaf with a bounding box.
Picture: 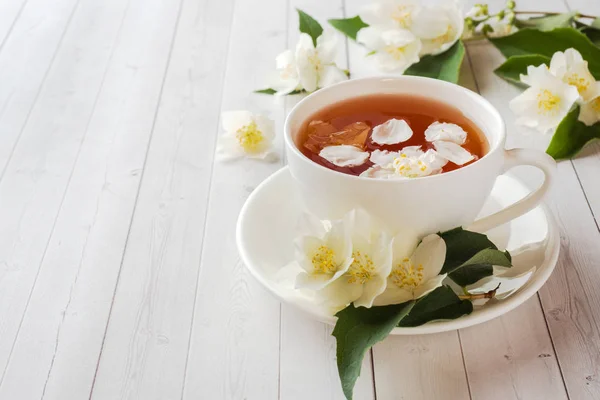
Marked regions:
[398,286,473,327]
[328,16,368,40]
[439,227,498,274]
[448,248,513,287]
[546,105,600,159]
[489,28,600,79]
[515,11,577,31]
[254,88,304,95]
[494,54,551,86]
[404,40,465,83]
[578,18,600,46]
[297,9,323,47]
[333,302,415,400]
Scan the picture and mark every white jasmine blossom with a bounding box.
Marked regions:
[271,50,300,96]
[549,48,600,102]
[294,218,353,290]
[295,32,348,93]
[357,27,421,72]
[411,4,464,56]
[579,95,600,126]
[319,145,370,167]
[510,64,580,133]
[486,14,517,38]
[374,234,447,305]
[362,146,447,179]
[216,111,276,161]
[359,0,420,30]
[318,210,393,310]
[371,118,413,145]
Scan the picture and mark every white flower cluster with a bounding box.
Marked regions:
[462,2,517,40]
[288,209,447,312]
[318,119,475,178]
[356,0,464,72]
[510,48,600,133]
[271,32,349,96]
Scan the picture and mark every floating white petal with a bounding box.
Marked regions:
[319,145,370,167]
[371,118,413,145]
[369,149,399,166]
[424,122,467,144]
[432,141,474,165]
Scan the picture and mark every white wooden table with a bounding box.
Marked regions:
[0,0,599,398]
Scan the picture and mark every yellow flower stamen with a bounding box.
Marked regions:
[236,120,264,152]
[565,73,590,94]
[536,89,561,115]
[347,250,375,284]
[391,6,413,28]
[432,24,454,44]
[390,258,424,289]
[311,245,337,274]
[591,97,600,113]
[384,45,409,60]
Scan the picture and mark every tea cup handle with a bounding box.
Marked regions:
[467,148,557,233]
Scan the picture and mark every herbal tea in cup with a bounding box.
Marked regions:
[298,94,488,179]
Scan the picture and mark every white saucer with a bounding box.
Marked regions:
[236,167,559,335]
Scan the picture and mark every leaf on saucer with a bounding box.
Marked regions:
[298,9,323,47]
[333,301,415,400]
[398,286,473,327]
[439,227,512,287]
[404,40,465,84]
[328,16,369,40]
[494,54,551,86]
[546,105,600,160]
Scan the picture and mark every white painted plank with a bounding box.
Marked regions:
[278,1,375,399]
[564,0,600,228]
[0,0,27,48]
[0,0,182,398]
[177,0,288,398]
[89,0,281,398]
[0,0,136,386]
[465,1,600,394]
[0,0,79,174]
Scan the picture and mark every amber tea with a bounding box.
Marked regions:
[297,94,488,179]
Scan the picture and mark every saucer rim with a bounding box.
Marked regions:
[236,166,560,335]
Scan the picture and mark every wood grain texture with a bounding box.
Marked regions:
[178,0,287,398]
[0,0,135,388]
[278,1,375,399]
[88,0,243,399]
[0,0,183,398]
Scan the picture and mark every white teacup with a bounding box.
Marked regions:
[284,77,556,237]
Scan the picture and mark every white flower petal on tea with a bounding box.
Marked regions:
[432,141,474,165]
[511,65,580,133]
[550,48,600,102]
[371,118,413,145]
[370,149,399,166]
[319,145,370,167]
[424,121,467,144]
[360,165,399,179]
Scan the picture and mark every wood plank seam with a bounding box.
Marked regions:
[0,0,131,388]
[0,0,29,55]
[0,0,82,182]
[177,0,243,396]
[83,0,187,397]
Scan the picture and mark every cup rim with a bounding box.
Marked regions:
[283,76,506,183]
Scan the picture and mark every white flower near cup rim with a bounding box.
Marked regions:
[357,27,422,73]
[272,32,348,95]
[216,111,277,161]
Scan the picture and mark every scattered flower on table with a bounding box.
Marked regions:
[509,64,580,133]
[216,111,277,161]
[270,50,300,96]
[357,27,422,72]
[579,95,600,126]
[549,48,600,103]
[411,4,464,56]
[373,233,447,305]
[359,0,419,30]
